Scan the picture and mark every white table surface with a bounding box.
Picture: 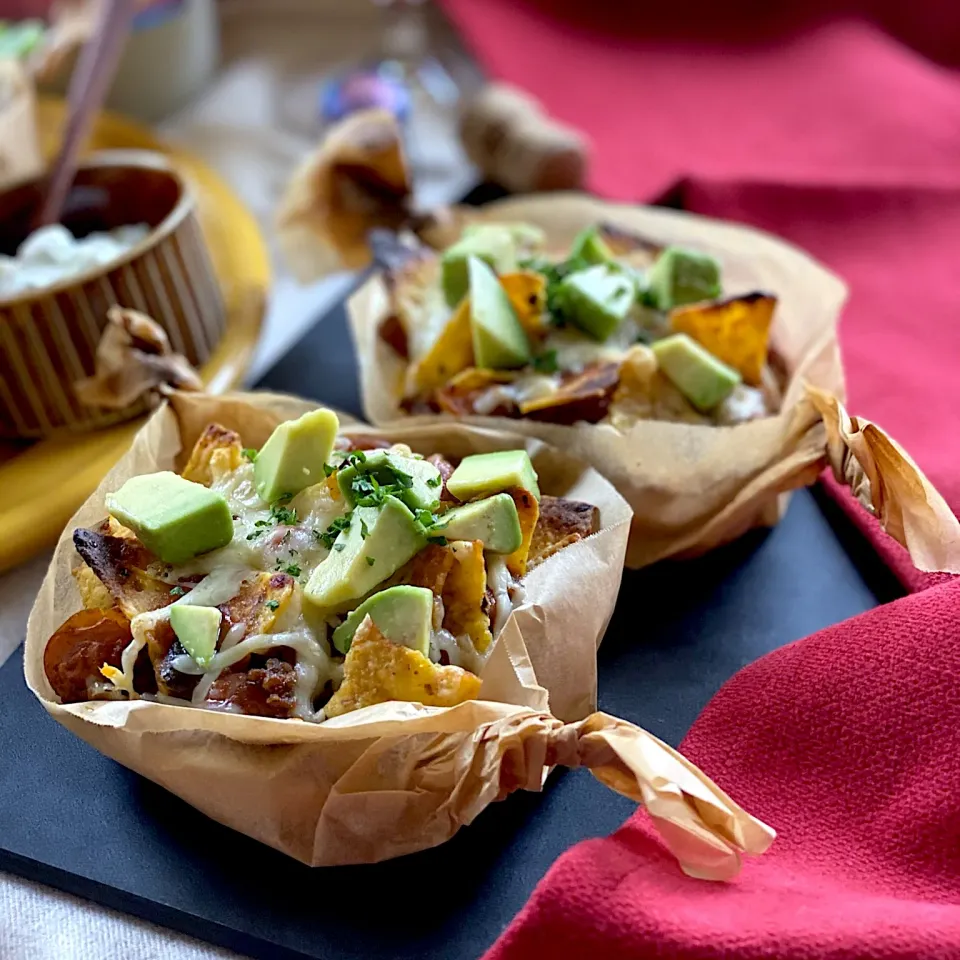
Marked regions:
[0,2,478,955]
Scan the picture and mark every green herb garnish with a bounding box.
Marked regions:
[334,543,346,552]
[532,349,559,374]
[319,513,352,550]
[265,599,280,611]
[366,557,377,567]
[426,474,442,488]
[284,563,302,577]
[242,448,258,463]
[169,585,185,597]
[323,462,336,477]
[427,535,448,546]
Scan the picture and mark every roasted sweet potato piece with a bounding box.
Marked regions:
[408,297,474,394]
[519,362,620,425]
[44,608,132,703]
[670,292,776,386]
[181,422,244,486]
[72,529,173,618]
[529,496,600,569]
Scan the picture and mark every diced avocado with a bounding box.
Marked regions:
[254,408,339,503]
[447,450,540,503]
[557,264,635,341]
[106,472,233,565]
[464,222,545,250]
[569,226,615,266]
[304,497,426,610]
[652,333,741,412]
[648,246,721,310]
[169,604,221,669]
[331,585,433,655]
[442,226,517,306]
[434,492,521,554]
[469,256,531,369]
[337,450,442,512]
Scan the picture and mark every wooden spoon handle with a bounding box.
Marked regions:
[36,0,138,229]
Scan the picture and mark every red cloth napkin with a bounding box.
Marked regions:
[486,577,960,960]
[437,1,960,956]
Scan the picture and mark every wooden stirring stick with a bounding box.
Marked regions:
[35,0,138,230]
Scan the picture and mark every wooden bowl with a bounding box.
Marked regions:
[0,151,225,437]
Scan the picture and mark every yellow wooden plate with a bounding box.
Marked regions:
[0,99,270,574]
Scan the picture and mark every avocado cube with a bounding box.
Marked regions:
[468,256,532,369]
[106,471,234,565]
[434,492,522,554]
[337,450,442,512]
[557,264,635,341]
[170,604,222,669]
[442,226,517,306]
[447,450,540,503]
[648,246,722,310]
[254,408,339,503]
[652,333,741,412]
[569,226,614,266]
[331,585,434,655]
[304,497,426,611]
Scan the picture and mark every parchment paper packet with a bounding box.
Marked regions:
[24,389,774,876]
[349,193,960,573]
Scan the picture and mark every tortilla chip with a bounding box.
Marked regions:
[442,540,493,654]
[73,563,114,610]
[325,617,482,718]
[505,487,540,577]
[389,544,455,597]
[670,292,776,386]
[408,297,474,395]
[181,422,244,486]
[597,221,663,266]
[72,529,172,619]
[519,362,620,425]
[433,368,519,417]
[529,496,599,569]
[501,271,548,340]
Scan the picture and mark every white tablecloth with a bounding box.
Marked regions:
[0,2,476,956]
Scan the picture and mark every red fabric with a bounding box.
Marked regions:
[486,579,960,960]
[439,1,960,957]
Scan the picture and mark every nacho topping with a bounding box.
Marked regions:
[379,221,783,427]
[46,413,596,722]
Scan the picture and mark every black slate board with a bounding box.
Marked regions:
[0,294,903,960]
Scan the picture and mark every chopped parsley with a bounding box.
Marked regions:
[242,448,258,462]
[265,599,279,611]
[359,516,369,540]
[169,585,185,597]
[426,474,442,488]
[270,502,298,526]
[319,513,352,550]
[427,535,448,546]
[333,543,346,552]
[323,462,336,477]
[283,563,302,578]
[532,349,559,374]
[366,557,377,567]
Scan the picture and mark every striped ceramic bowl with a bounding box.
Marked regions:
[0,151,225,438]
